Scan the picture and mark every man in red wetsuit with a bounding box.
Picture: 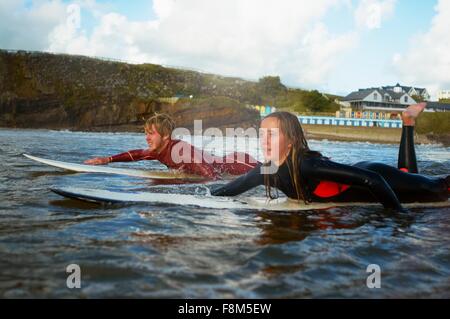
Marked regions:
[84,113,259,179]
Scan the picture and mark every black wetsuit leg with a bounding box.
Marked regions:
[398,125,418,173]
[353,161,448,202]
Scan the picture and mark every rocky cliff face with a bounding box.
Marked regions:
[0,50,260,132]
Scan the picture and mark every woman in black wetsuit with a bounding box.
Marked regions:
[212,103,450,211]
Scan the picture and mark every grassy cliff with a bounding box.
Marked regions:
[415,112,450,145]
[0,50,339,131]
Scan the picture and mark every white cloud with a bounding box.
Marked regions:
[47,4,160,63]
[0,0,66,51]
[0,0,398,89]
[153,0,176,20]
[393,0,450,99]
[281,24,358,86]
[354,0,396,30]
[49,0,358,87]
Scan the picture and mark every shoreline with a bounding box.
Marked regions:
[1,125,449,147]
[302,125,449,146]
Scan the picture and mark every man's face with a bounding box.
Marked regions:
[145,124,167,152]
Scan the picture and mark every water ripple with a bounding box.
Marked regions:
[0,129,449,298]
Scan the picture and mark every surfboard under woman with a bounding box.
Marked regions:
[211,103,450,212]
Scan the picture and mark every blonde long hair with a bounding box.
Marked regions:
[262,112,322,204]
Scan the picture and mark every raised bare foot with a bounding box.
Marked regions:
[402,102,427,126]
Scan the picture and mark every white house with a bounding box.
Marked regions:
[342,88,417,112]
[382,83,430,101]
[438,90,450,100]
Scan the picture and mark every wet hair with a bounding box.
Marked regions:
[144,113,176,138]
[261,111,322,204]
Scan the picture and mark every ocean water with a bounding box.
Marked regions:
[0,128,449,298]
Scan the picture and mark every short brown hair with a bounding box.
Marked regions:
[144,113,176,137]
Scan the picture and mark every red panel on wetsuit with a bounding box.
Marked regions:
[313,181,350,198]
[399,168,409,172]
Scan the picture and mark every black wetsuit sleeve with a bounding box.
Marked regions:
[303,158,404,211]
[211,164,264,196]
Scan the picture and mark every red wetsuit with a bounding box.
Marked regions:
[109,139,259,179]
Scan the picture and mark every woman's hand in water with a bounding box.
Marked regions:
[84,157,111,165]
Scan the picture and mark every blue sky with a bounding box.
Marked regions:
[324,0,438,95]
[101,0,156,21]
[1,0,449,98]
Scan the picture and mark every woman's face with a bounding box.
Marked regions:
[260,117,291,163]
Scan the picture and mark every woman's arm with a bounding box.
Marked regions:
[84,149,156,165]
[211,164,265,196]
[303,158,404,211]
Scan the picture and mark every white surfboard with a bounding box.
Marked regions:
[24,154,206,181]
[51,187,450,212]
